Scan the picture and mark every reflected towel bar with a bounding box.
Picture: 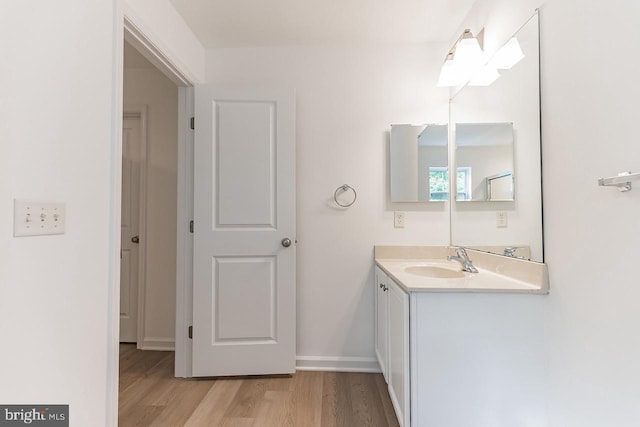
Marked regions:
[598,172,640,192]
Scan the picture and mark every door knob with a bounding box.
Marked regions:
[131,235,139,244]
[281,238,292,248]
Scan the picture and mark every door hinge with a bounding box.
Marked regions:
[190,117,195,130]
[188,326,193,339]
[189,220,194,233]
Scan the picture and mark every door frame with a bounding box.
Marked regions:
[107,12,196,425]
[123,16,195,374]
[122,106,148,347]
[122,15,195,365]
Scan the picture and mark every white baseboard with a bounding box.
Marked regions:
[296,356,381,373]
[139,337,175,351]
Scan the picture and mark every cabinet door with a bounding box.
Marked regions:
[374,266,389,382]
[388,279,410,427]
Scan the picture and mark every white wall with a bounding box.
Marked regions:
[0,2,202,425]
[206,45,450,365]
[542,1,640,425]
[0,2,118,426]
[457,0,640,425]
[124,63,178,349]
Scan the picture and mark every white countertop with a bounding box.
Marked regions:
[375,252,549,294]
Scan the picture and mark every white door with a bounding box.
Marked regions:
[192,86,296,376]
[120,116,142,343]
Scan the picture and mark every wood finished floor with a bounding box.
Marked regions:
[119,344,400,427]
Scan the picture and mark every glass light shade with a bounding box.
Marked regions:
[469,65,501,86]
[453,37,483,68]
[490,37,525,69]
[437,58,466,87]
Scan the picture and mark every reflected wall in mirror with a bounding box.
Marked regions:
[450,12,543,261]
[455,122,514,202]
[390,124,448,202]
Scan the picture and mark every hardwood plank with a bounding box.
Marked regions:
[320,371,338,427]
[119,345,399,427]
[348,372,390,427]
[252,390,293,427]
[290,371,323,427]
[119,354,175,420]
[118,405,163,427]
[335,371,355,427]
[184,380,243,426]
[219,418,255,427]
[148,380,214,426]
[118,343,138,363]
[119,350,172,394]
[222,377,268,418]
[374,374,400,427]
[261,375,294,392]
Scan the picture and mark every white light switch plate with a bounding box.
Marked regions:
[14,200,66,237]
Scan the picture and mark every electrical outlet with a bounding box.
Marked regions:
[394,211,406,228]
[14,200,66,237]
[496,211,508,228]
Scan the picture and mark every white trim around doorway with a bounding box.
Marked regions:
[107,10,195,425]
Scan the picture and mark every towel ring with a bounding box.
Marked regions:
[334,184,357,207]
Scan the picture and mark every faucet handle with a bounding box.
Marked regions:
[456,247,469,258]
[503,246,518,257]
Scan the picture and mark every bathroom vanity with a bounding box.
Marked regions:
[374,246,548,427]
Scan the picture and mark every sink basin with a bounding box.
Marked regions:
[404,265,466,279]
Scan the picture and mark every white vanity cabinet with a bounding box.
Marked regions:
[387,275,410,427]
[374,266,389,382]
[375,261,546,427]
[375,266,410,427]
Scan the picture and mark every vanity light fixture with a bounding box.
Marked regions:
[469,64,501,86]
[436,29,485,87]
[490,37,525,69]
[436,53,462,87]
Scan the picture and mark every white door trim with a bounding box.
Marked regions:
[123,16,194,87]
[174,86,195,377]
[123,105,148,348]
[108,11,195,425]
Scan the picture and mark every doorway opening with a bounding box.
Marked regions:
[120,40,179,351]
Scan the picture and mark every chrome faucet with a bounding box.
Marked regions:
[503,246,525,259]
[447,247,479,273]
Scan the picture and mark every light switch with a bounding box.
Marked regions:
[14,200,66,237]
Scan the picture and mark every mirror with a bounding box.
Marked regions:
[451,13,543,261]
[455,122,514,202]
[390,124,448,202]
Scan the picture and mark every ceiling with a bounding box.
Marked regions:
[169,0,476,48]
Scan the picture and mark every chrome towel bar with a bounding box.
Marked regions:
[598,172,640,192]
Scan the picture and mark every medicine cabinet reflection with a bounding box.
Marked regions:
[389,124,448,202]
